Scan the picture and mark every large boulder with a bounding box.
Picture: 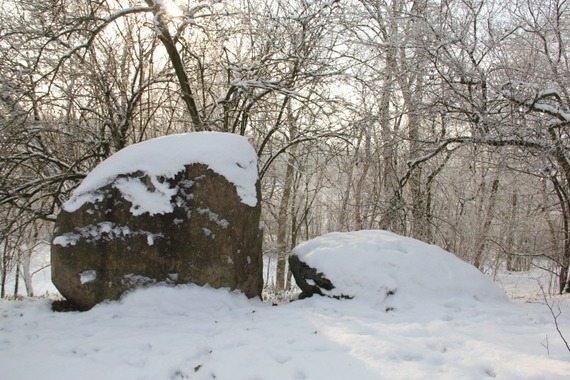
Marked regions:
[51,132,262,311]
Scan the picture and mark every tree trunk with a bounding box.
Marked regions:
[338,158,355,231]
[505,191,518,271]
[378,50,399,232]
[354,126,371,229]
[275,156,294,290]
[275,103,299,290]
[144,0,204,131]
[22,248,34,297]
[13,260,19,298]
[424,153,451,243]
[0,239,8,299]
[473,178,499,269]
[551,175,570,293]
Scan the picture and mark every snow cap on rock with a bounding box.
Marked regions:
[64,132,259,214]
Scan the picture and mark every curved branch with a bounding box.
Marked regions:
[400,135,550,192]
[39,6,154,89]
[144,0,204,131]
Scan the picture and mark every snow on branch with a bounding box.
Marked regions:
[406,135,548,169]
[42,6,153,88]
[502,81,570,123]
[394,133,553,201]
[233,79,296,93]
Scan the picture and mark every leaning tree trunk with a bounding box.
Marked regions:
[144,0,204,131]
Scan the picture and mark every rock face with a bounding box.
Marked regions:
[288,255,335,299]
[51,133,263,311]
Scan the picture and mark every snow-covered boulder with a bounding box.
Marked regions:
[289,230,507,310]
[51,132,263,310]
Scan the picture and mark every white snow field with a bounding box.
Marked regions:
[1,230,570,380]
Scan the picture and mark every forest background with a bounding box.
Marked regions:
[2,0,570,297]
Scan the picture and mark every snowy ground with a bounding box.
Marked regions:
[2,233,570,379]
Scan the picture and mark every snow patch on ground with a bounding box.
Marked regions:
[1,232,570,379]
[1,285,569,380]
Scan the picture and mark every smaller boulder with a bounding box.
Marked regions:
[288,230,508,311]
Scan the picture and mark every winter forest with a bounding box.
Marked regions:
[2,0,570,297]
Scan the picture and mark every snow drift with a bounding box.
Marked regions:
[290,230,507,309]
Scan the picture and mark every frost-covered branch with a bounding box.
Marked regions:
[39,6,153,89]
[259,132,345,180]
[395,132,554,203]
[502,81,570,124]
[405,135,548,170]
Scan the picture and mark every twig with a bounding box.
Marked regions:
[539,283,570,354]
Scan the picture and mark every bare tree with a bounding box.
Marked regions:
[0,0,347,294]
